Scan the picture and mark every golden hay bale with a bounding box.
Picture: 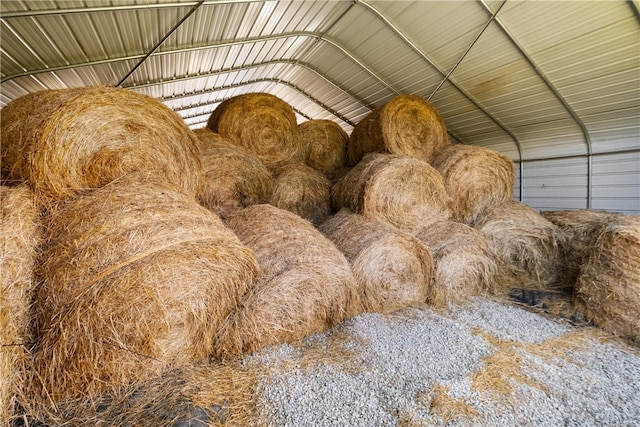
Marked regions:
[319,209,434,312]
[431,143,515,224]
[195,129,273,219]
[297,119,348,174]
[269,162,331,226]
[332,153,451,231]
[206,93,301,167]
[0,86,203,206]
[29,175,259,405]
[574,216,640,338]
[473,201,567,290]
[217,204,361,358]
[345,94,449,166]
[0,185,41,425]
[412,218,515,306]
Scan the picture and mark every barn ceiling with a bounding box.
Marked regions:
[1,0,639,163]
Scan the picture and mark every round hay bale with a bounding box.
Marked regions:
[332,153,451,231]
[195,130,273,219]
[319,209,434,312]
[217,204,361,358]
[431,143,515,224]
[297,119,348,174]
[269,162,331,226]
[411,218,514,306]
[473,201,567,290]
[206,93,301,167]
[0,185,41,424]
[345,94,449,166]
[0,86,203,206]
[29,175,259,405]
[574,216,640,338]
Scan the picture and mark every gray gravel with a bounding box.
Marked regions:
[244,297,640,427]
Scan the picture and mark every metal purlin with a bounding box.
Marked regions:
[357,0,525,201]
[476,0,594,208]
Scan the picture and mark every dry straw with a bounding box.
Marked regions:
[432,143,515,224]
[297,119,349,174]
[206,93,301,167]
[218,204,361,358]
[411,218,513,307]
[195,128,273,219]
[346,94,449,166]
[575,215,640,338]
[332,153,451,232]
[269,162,332,226]
[319,209,434,313]
[28,175,259,407]
[0,185,41,425]
[0,86,202,206]
[473,201,567,291]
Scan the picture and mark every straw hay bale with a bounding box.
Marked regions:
[332,153,451,231]
[0,86,202,207]
[412,219,514,306]
[195,129,273,219]
[297,119,348,174]
[473,201,566,290]
[319,209,434,312]
[346,94,449,166]
[29,176,259,404]
[206,93,301,167]
[432,144,515,224]
[269,162,331,226]
[218,204,361,358]
[574,216,640,338]
[0,185,41,424]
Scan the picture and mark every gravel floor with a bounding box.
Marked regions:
[244,297,640,427]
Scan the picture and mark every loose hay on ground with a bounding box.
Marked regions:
[432,143,515,224]
[0,86,202,206]
[346,94,449,166]
[319,209,434,313]
[297,119,349,174]
[332,153,451,232]
[27,175,259,409]
[269,162,331,226]
[195,129,273,219]
[218,204,361,358]
[0,185,41,425]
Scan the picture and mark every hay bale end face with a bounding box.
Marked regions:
[269,162,332,226]
[0,185,41,425]
[297,119,349,174]
[319,209,434,313]
[0,86,203,206]
[218,204,361,358]
[29,176,259,405]
[346,94,449,166]
[332,153,451,231]
[432,144,515,225]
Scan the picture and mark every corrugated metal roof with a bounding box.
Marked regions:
[1,0,639,164]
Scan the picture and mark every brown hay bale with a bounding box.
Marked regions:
[297,119,348,174]
[195,130,273,219]
[412,219,514,306]
[319,209,434,312]
[206,93,301,167]
[29,175,259,405]
[431,144,515,224]
[0,185,41,424]
[332,153,451,231]
[473,201,567,290]
[217,204,361,358]
[575,216,640,338]
[346,94,449,166]
[0,86,202,206]
[269,162,331,226]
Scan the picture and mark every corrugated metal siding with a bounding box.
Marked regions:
[522,158,589,211]
[591,151,640,214]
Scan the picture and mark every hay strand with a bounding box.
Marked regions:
[297,119,348,174]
